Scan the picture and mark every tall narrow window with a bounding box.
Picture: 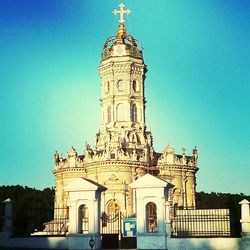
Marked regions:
[132,80,137,92]
[117,80,125,91]
[146,202,157,232]
[105,82,110,94]
[107,106,111,123]
[131,104,137,122]
[117,104,126,121]
[78,205,89,234]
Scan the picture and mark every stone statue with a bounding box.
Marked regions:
[68,146,77,158]
[192,146,198,162]
[84,143,93,162]
[182,147,186,156]
[132,147,138,161]
[60,153,63,162]
[67,146,78,168]
[95,133,100,145]
[54,151,60,166]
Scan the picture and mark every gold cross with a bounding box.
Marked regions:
[113,3,131,24]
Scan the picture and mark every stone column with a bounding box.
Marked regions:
[136,197,144,233]
[165,201,171,237]
[157,197,165,233]
[239,199,250,236]
[2,198,13,237]
[88,200,95,234]
[68,201,77,234]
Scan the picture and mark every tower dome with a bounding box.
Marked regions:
[101,24,143,61]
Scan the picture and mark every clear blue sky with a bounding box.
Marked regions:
[0,0,249,194]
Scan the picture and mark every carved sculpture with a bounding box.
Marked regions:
[54,151,60,166]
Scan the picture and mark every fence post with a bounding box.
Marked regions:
[239,199,250,236]
[2,198,13,237]
[165,201,171,237]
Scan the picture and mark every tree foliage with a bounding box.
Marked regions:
[0,185,54,235]
[196,191,250,209]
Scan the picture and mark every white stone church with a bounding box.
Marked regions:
[52,3,198,222]
[2,3,249,250]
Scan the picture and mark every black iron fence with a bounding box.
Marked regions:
[12,207,68,236]
[170,207,238,238]
[42,207,69,235]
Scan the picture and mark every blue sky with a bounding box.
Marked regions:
[0,0,249,194]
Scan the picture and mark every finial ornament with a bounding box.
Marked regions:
[113,3,131,24]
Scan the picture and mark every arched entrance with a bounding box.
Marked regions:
[101,199,121,249]
[78,204,88,234]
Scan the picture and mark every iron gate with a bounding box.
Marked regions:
[101,212,121,249]
[101,212,121,234]
[100,212,137,249]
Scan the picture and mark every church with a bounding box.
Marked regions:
[52,2,198,225]
[1,3,250,250]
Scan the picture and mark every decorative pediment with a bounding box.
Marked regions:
[158,144,175,164]
[104,174,123,185]
[158,145,198,167]
[129,173,170,189]
[64,178,107,192]
[165,145,174,155]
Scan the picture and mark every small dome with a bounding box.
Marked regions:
[101,24,143,61]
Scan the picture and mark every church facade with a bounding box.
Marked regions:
[52,3,199,219]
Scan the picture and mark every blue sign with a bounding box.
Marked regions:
[123,217,137,237]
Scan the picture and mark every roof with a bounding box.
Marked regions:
[64,178,107,192]
[129,173,170,189]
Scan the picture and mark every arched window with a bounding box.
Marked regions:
[146,202,157,233]
[117,79,125,91]
[78,204,88,234]
[173,188,182,207]
[105,82,110,94]
[131,104,137,122]
[117,103,126,121]
[132,80,137,92]
[107,106,111,123]
[110,150,116,159]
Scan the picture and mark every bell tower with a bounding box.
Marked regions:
[99,4,146,130]
[95,3,153,162]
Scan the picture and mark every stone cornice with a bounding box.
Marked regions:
[157,163,199,172]
[85,159,149,168]
[53,159,149,176]
[53,167,86,175]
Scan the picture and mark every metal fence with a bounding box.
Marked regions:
[12,207,68,236]
[42,207,69,235]
[171,207,232,237]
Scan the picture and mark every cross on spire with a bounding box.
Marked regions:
[113,3,131,24]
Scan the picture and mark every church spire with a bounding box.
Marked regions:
[113,3,131,44]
